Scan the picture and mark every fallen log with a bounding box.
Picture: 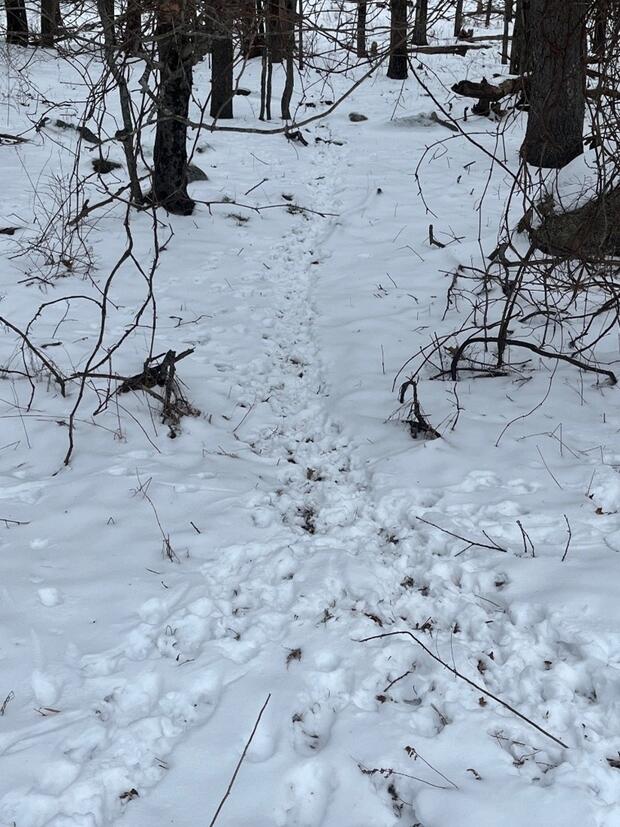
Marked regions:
[452,75,620,111]
[451,76,526,115]
[409,43,492,56]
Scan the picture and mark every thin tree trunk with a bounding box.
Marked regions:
[152,0,195,214]
[501,0,511,63]
[280,0,295,118]
[41,0,58,46]
[485,0,492,26]
[356,0,367,57]
[509,0,528,75]
[453,0,463,36]
[593,0,607,60]
[412,0,428,46]
[210,1,234,120]
[6,0,29,45]
[521,0,587,168]
[298,0,303,69]
[387,0,408,79]
[97,0,143,204]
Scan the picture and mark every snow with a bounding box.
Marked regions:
[1,5,620,827]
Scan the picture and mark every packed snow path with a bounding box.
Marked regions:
[2,57,620,827]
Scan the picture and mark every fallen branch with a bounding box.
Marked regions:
[416,516,507,554]
[409,43,492,56]
[208,694,271,827]
[452,75,620,110]
[359,630,569,749]
[450,336,617,385]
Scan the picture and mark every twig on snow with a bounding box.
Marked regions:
[208,693,271,827]
[416,516,507,555]
[561,515,572,562]
[359,630,569,749]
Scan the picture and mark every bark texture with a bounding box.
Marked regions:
[520,0,587,169]
[153,0,195,215]
[356,0,367,57]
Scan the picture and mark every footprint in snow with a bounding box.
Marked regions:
[292,701,336,756]
[276,761,336,827]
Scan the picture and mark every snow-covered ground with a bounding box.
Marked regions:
[1,7,620,827]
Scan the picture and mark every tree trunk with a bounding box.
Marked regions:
[238,0,263,58]
[153,0,195,214]
[6,0,29,45]
[501,0,512,64]
[356,0,367,57]
[412,0,428,46]
[280,0,295,119]
[123,0,142,53]
[210,1,234,119]
[509,0,529,75]
[267,0,284,62]
[592,0,607,60]
[41,0,58,46]
[521,0,587,168]
[387,0,408,79]
[453,0,463,36]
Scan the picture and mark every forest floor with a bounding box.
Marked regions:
[1,11,620,827]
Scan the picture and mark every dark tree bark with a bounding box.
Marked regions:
[412,0,428,46]
[297,0,302,69]
[592,0,607,60]
[356,0,367,57]
[238,0,262,58]
[509,0,529,75]
[521,0,587,169]
[6,0,29,45]
[387,0,407,79]
[152,0,195,215]
[453,0,463,37]
[123,0,142,53]
[501,0,512,64]
[267,0,285,62]
[40,0,58,46]
[280,0,295,119]
[210,0,234,119]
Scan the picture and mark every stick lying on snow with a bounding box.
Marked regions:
[360,629,569,749]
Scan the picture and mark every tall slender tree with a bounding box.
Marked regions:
[387,0,408,79]
[521,0,587,168]
[209,0,234,119]
[412,0,428,46]
[356,0,367,57]
[280,0,295,119]
[152,0,195,214]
